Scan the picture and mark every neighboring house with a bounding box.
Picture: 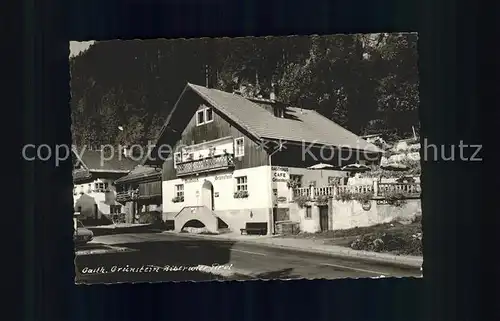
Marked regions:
[72,148,138,224]
[143,83,383,234]
[360,133,391,150]
[381,137,421,163]
[114,165,162,223]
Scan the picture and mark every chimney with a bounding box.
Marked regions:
[270,83,276,101]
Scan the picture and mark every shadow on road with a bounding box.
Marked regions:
[75,242,111,251]
[253,268,301,280]
[88,226,163,237]
[75,238,236,283]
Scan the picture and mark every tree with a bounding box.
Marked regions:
[69,34,419,148]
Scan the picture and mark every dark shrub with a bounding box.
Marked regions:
[138,211,164,229]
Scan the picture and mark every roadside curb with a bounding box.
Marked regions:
[75,246,138,256]
[88,225,155,236]
[163,232,423,269]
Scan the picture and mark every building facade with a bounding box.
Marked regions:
[72,148,138,224]
[144,83,383,234]
[114,165,162,223]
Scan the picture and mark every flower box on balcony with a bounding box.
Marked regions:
[315,194,331,205]
[172,196,184,203]
[176,154,235,176]
[293,194,311,208]
[234,190,249,199]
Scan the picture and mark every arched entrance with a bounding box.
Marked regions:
[201,180,215,211]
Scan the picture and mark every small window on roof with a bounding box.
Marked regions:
[205,108,214,122]
[196,109,205,126]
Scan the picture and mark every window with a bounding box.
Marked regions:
[196,109,205,126]
[110,205,122,214]
[305,206,312,219]
[235,176,248,191]
[205,108,214,123]
[95,182,102,191]
[289,174,303,188]
[175,184,184,198]
[328,176,342,186]
[173,152,182,168]
[234,137,245,157]
[196,107,214,126]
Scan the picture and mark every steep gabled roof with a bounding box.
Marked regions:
[114,165,162,184]
[72,149,139,172]
[188,84,381,153]
[144,83,382,165]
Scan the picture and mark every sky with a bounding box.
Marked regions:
[69,41,95,57]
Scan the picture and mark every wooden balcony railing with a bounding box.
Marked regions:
[377,183,421,197]
[116,189,138,202]
[293,187,311,198]
[292,182,421,201]
[176,154,235,176]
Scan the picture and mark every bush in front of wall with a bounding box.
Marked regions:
[138,211,165,229]
[172,196,184,203]
[384,191,407,207]
[352,191,374,204]
[293,194,310,208]
[234,190,249,198]
[315,194,330,205]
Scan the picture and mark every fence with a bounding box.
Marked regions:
[293,182,421,200]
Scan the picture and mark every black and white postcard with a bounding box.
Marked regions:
[69,34,422,284]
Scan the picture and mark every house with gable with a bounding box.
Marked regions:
[114,164,163,223]
[143,83,383,235]
[72,147,138,224]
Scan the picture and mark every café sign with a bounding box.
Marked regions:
[272,166,289,182]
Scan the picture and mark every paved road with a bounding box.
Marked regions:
[75,232,421,283]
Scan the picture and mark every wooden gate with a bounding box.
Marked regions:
[319,205,329,231]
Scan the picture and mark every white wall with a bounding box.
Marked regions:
[288,167,347,186]
[330,199,421,230]
[163,165,272,215]
[73,177,121,215]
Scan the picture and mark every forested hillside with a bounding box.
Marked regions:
[70,33,419,149]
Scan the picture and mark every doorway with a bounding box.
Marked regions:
[201,180,215,211]
[319,205,329,231]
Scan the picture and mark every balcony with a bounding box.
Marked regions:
[176,154,235,177]
[116,189,138,202]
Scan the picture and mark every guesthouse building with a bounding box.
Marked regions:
[143,83,383,234]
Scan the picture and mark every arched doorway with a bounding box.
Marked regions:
[201,180,215,211]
